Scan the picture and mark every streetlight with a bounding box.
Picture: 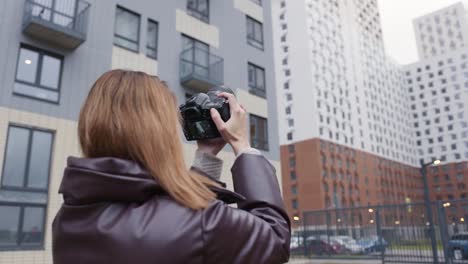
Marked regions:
[420,158,441,264]
[293,216,300,221]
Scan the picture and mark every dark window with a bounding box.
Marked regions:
[287,132,293,140]
[289,157,296,167]
[181,35,210,78]
[146,19,158,59]
[14,45,63,103]
[291,186,297,195]
[292,199,298,209]
[187,0,209,22]
[248,63,266,98]
[114,6,140,52]
[249,115,269,151]
[246,16,264,49]
[290,171,296,180]
[0,125,54,250]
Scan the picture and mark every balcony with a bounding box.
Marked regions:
[22,0,90,50]
[180,46,224,92]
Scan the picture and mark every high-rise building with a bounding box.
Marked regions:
[404,2,468,208]
[413,2,468,60]
[0,0,280,263]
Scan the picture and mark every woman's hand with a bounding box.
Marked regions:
[197,137,227,156]
[210,92,251,156]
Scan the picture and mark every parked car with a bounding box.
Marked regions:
[448,233,468,260]
[330,236,364,254]
[357,235,388,253]
[305,238,341,255]
[290,236,304,252]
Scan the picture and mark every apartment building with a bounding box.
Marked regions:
[0,0,280,263]
[273,0,423,223]
[404,2,468,216]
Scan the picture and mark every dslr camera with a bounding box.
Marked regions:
[179,87,234,141]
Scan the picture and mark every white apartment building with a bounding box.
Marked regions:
[273,0,417,166]
[404,2,468,165]
[413,2,468,60]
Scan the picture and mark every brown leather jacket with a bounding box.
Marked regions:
[52,153,291,264]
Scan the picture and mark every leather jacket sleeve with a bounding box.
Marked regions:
[201,153,291,264]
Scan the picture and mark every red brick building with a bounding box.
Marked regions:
[281,138,468,225]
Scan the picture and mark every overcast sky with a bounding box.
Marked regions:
[378,0,467,65]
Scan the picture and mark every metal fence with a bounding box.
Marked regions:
[292,199,468,263]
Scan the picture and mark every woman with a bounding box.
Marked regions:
[52,70,290,264]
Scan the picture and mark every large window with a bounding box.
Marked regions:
[0,125,54,249]
[248,63,266,98]
[14,45,63,103]
[249,114,269,151]
[246,16,264,49]
[114,6,140,52]
[146,19,159,59]
[181,35,210,78]
[187,0,209,23]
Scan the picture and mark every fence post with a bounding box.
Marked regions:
[375,208,384,264]
[301,212,308,258]
[436,201,451,264]
[421,166,439,264]
[326,211,331,254]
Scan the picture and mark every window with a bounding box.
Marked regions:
[292,199,298,209]
[289,157,296,167]
[248,63,266,98]
[0,125,54,249]
[181,35,210,78]
[291,186,297,195]
[146,19,158,59]
[187,0,209,22]
[114,6,140,52]
[14,45,63,103]
[290,171,296,180]
[246,16,264,49]
[249,115,269,150]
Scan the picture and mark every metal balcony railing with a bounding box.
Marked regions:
[23,0,91,49]
[180,46,224,92]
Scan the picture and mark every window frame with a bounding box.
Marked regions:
[246,16,264,50]
[1,124,55,193]
[146,18,159,59]
[187,0,210,23]
[249,114,269,151]
[0,203,48,251]
[13,44,64,104]
[0,124,54,251]
[248,62,266,98]
[113,5,141,53]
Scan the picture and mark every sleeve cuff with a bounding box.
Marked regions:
[235,147,262,158]
[192,149,223,180]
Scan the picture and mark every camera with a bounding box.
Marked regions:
[179,87,234,141]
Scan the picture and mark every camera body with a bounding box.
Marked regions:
[179,87,234,141]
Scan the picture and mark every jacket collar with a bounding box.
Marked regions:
[60,156,245,205]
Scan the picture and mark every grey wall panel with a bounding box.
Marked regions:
[0,0,279,160]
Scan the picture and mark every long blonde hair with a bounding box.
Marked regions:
[78,69,218,210]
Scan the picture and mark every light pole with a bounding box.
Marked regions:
[420,159,441,264]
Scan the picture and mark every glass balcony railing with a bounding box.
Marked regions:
[22,0,91,50]
[180,46,224,92]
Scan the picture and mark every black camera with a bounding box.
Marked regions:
[179,87,234,141]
